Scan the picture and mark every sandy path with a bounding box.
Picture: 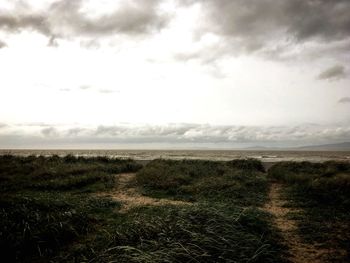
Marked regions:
[105,173,191,212]
[264,183,334,263]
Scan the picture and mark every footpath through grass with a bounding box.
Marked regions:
[1,156,287,262]
[268,161,350,262]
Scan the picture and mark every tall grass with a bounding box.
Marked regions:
[0,154,142,193]
[0,156,287,262]
[61,204,286,263]
[268,161,350,262]
[268,161,350,206]
[137,159,268,206]
[0,155,140,262]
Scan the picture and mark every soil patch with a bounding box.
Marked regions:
[102,173,191,212]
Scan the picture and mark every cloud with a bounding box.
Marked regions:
[338,97,350,104]
[47,35,58,47]
[41,127,59,137]
[79,85,91,90]
[0,12,50,36]
[2,0,349,62]
[98,89,120,94]
[318,65,346,80]
[66,127,89,137]
[17,122,53,127]
[177,0,350,60]
[0,39,7,48]
[0,0,170,39]
[59,88,71,92]
[80,39,100,49]
[79,86,119,93]
[1,123,350,148]
[0,123,7,129]
[204,0,350,43]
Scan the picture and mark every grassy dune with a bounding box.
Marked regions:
[0,155,141,262]
[1,155,349,262]
[0,156,287,262]
[136,159,267,205]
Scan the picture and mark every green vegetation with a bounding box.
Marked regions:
[0,154,142,193]
[0,155,140,262]
[0,156,287,262]
[268,161,350,262]
[62,205,284,263]
[136,159,267,206]
[3,155,349,262]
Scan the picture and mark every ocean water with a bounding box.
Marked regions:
[1,149,350,163]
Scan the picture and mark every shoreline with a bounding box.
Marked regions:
[1,149,349,164]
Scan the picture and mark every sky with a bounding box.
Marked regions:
[0,0,349,149]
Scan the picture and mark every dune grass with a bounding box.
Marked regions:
[0,155,140,262]
[268,161,350,262]
[0,156,287,262]
[136,159,267,206]
[61,204,285,263]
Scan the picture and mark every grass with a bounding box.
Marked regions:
[0,155,287,262]
[268,161,350,262]
[136,159,267,206]
[0,155,140,262]
[0,192,119,262]
[268,161,350,207]
[63,205,285,263]
[0,154,141,193]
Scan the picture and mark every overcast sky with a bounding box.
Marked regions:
[0,0,349,149]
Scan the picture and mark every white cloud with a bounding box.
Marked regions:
[0,123,349,148]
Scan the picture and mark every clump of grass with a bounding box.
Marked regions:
[30,172,115,191]
[61,204,287,263]
[268,161,350,206]
[0,155,142,193]
[136,159,268,206]
[0,192,119,262]
[228,159,265,172]
[0,155,140,262]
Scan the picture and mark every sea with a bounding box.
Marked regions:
[1,149,350,164]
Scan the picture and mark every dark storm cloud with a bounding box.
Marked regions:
[0,12,51,35]
[338,97,350,104]
[0,0,170,39]
[2,0,349,60]
[49,0,169,36]
[177,0,350,60]
[203,0,350,43]
[318,65,346,80]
